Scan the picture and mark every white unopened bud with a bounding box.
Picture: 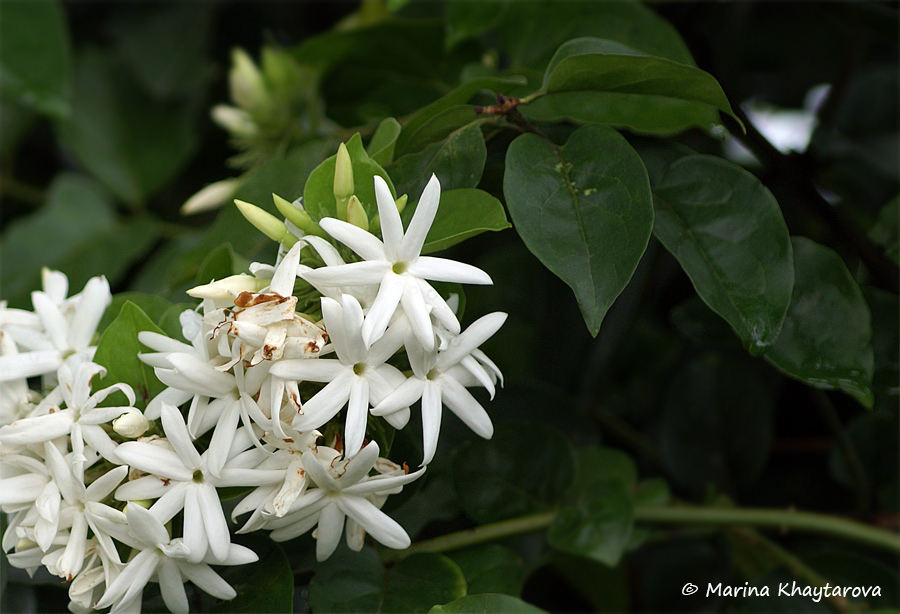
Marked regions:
[230,48,270,111]
[113,411,150,439]
[187,274,268,301]
[181,178,243,215]
[211,105,257,136]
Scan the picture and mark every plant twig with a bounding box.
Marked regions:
[380,504,900,562]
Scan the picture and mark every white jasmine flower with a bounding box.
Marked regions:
[95,502,257,614]
[114,404,281,563]
[302,175,492,352]
[270,294,410,457]
[372,312,506,465]
[0,272,110,382]
[265,441,423,561]
[0,361,136,474]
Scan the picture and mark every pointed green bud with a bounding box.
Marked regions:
[346,195,369,231]
[211,105,257,137]
[234,199,297,247]
[333,142,354,221]
[272,193,328,238]
[230,48,270,111]
[395,193,408,214]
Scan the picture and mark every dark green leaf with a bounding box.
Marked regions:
[571,446,638,493]
[390,122,487,202]
[98,293,173,337]
[303,133,395,221]
[522,91,720,136]
[869,195,899,265]
[382,553,467,613]
[542,38,738,125]
[396,76,527,156]
[452,421,576,524]
[157,303,195,341]
[503,124,654,336]
[109,4,212,99]
[864,288,900,402]
[447,545,525,597]
[309,544,384,613]
[445,2,510,50]
[652,154,794,354]
[548,481,634,567]
[57,50,202,206]
[208,537,292,614]
[421,189,510,254]
[660,353,773,493]
[0,100,36,155]
[765,238,874,408]
[297,21,477,127]
[195,244,242,286]
[93,302,166,408]
[430,594,547,614]
[368,117,402,166]
[0,174,158,309]
[829,411,899,494]
[0,0,70,117]
[551,556,629,612]
[498,0,695,70]
[633,479,670,508]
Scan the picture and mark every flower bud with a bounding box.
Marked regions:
[211,105,257,137]
[395,193,408,214]
[230,48,271,111]
[346,195,369,231]
[333,142,354,220]
[113,411,150,438]
[235,199,297,247]
[272,194,327,238]
[181,178,242,215]
[187,274,268,301]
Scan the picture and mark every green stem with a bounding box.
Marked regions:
[380,505,900,562]
[380,511,557,562]
[635,506,900,552]
[518,89,546,105]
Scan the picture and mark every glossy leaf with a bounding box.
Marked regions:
[421,189,510,254]
[522,91,720,136]
[396,76,527,156]
[309,544,384,613]
[97,293,173,337]
[303,133,395,221]
[390,122,487,203]
[452,421,576,524]
[381,554,467,613]
[548,481,634,567]
[93,302,166,408]
[503,124,654,336]
[368,117,402,166]
[0,0,70,117]
[208,538,292,613]
[652,154,794,354]
[660,353,773,493]
[542,38,738,125]
[765,238,874,407]
[430,594,547,614]
[447,544,525,597]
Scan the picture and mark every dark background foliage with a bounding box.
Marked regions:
[1,1,897,613]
